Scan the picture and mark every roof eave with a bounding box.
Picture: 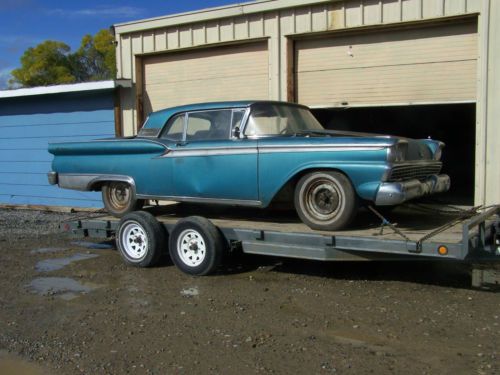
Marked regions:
[0,80,123,99]
[113,0,333,35]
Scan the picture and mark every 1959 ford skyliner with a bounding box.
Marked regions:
[48,101,450,231]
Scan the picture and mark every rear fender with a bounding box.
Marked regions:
[58,173,136,193]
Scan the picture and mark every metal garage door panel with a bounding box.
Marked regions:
[143,42,269,114]
[295,20,477,106]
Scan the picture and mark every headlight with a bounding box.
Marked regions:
[434,143,444,160]
[386,142,407,163]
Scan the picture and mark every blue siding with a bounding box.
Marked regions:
[0,90,115,208]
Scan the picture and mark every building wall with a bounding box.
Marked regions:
[115,0,481,134]
[479,0,500,206]
[0,91,115,208]
[114,0,499,205]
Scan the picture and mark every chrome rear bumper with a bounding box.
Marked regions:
[47,171,58,185]
[375,174,450,206]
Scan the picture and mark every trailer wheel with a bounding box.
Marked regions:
[116,211,166,267]
[102,182,144,217]
[169,216,225,276]
[294,171,357,231]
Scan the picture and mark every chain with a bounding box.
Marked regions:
[367,205,412,242]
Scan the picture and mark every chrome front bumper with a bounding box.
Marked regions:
[375,174,450,206]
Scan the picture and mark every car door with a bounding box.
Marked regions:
[138,113,185,197]
[170,108,259,203]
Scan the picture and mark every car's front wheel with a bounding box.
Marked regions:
[294,171,357,231]
[102,182,144,217]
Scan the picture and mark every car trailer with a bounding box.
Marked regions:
[61,203,500,289]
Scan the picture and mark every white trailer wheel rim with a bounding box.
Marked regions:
[177,229,206,267]
[120,222,148,260]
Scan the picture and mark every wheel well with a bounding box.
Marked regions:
[270,168,351,205]
[89,178,135,192]
[90,181,105,192]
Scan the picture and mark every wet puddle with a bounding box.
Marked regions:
[27,277,98,300]
[71,241,115,250]
[0,351,44,375]
[35,253,99,272]
[30,247,68,255]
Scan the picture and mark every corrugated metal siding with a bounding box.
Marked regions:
[0,92,115,207]
[142,42,269,114]
[295,20,478,106]
[114,0,498,206]
[116,0,480,134]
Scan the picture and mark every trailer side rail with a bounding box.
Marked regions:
[62,205,500,263]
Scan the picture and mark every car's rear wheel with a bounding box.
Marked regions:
[294,171,357,231]
[102,182,144,217]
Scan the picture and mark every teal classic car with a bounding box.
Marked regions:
[48,101,450,231]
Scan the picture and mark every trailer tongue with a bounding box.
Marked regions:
[61,204,500,288]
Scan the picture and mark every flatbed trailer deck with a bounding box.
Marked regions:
[62,203,500,287]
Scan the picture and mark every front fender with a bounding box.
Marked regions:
[259,160,389,206]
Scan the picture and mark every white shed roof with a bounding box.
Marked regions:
[0,80,128,99]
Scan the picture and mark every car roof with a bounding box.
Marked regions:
[143,100,308,129]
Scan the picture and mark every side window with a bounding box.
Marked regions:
[160,114,185,141]
[186,110,232,141]
[186,116,211,138]
[231,110,245,133]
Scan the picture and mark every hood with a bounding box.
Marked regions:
[276,129,440,161]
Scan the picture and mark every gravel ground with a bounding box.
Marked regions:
[0,208,499,375]
[0,209,81,237]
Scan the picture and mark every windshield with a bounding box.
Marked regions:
[244,103,324,136]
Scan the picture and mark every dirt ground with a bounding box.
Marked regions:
[0,208,498,375]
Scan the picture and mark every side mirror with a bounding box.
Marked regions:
[232,126,241,139]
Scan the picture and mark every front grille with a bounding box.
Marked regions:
[387,163,442,182]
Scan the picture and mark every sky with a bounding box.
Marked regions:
[0,0,247,89]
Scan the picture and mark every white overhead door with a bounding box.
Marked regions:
[295,20,478,107]
[142,42,269,114]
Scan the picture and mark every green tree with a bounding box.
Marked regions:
[72,29,117,82]
[10,41,76,87]
[10,29,116,88]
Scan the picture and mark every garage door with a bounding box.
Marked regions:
[142,42,269,114]
[295,20,477,107]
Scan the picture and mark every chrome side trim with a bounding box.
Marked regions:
[136,194,262,207]
[160,147,257,158]
[57,173,136,192]
[375,174,450,206]
[50,138,166,148]
[160,144,386,158]
[259,145,387,153]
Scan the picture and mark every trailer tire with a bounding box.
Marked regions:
[169,216,225,276]
[295,171,357,231]
[116,211,166,267]
[102,182,144,217]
